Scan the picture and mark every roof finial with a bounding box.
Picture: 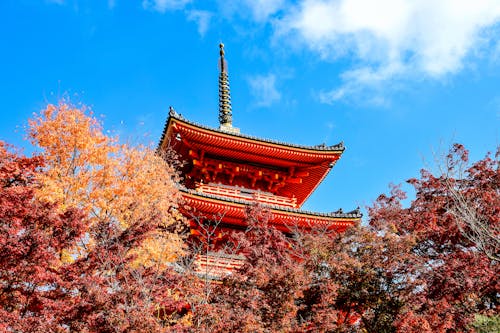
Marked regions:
[218,43,239,133]
[219,42,225,59]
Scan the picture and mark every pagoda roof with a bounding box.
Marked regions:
[180,187,361,232]
[158,110,345,153]
[158,111,346,206]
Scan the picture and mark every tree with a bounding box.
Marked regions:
[1,101,197,332]
[0,141,195,332]
[189,206,411,333]
[472,314,500,333]
[59,198,195,332]
[193,144,498,333]
[192,205,306,333]
[0,141,86,332]
[296,224,416,333]
[369,145,499,332]
[442,144,499,262]
[28,102,186,267]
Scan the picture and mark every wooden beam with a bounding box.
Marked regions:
[286,177,302,184]
[188,149,199,159]
[295,170,310,177]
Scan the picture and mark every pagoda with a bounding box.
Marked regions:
[157,44,361,277]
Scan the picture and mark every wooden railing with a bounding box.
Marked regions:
[195,183,298,208]
[193,253,245,278]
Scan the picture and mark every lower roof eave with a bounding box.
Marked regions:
[179,189,361,232]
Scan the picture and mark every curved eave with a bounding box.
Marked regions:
[180,189,361,232]
[158,113,345,157]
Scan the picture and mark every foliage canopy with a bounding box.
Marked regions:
[0,103,498,332]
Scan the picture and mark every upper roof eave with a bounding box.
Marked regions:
[157,110,345,154]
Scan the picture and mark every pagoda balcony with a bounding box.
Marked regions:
[195,183,298,208]
[192,252,245,280]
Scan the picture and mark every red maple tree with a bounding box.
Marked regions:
[192,205,306,332]
[0,142,85,332]
[370,144,499,332]
[191,145,498,333]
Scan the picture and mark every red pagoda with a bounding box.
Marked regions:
[157,44,361,277]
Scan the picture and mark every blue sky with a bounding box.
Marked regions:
[1,0,499,216]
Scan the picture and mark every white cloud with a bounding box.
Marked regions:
[187,10,212,37]
[318,63,403,105]
[217,0,286,22]
[244,0,286,21]
[277,0,500,101]
[142,0,191,12]
[248,74,282,107]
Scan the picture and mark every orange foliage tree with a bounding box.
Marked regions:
[28,102,186,266]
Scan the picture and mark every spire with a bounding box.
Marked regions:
[218,43,239,133]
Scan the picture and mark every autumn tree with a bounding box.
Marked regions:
[441,144,499,262]
[0,140,196,332]
[369,144,499,332]
[296,223,417,333]
[28,102,186,266]
[190,144,498,333]
[189,205,417,333]
[26,102,198,330]
[191,205,306,332]
[0,142,86,332]
[58,197,194,332]
[0,102,199,332]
